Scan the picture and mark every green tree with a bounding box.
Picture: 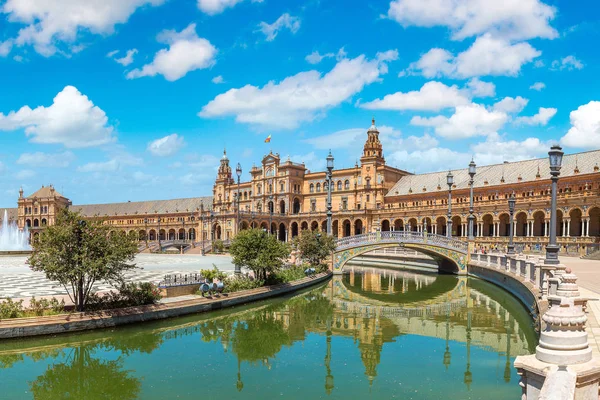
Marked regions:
[294,229,336,267]
[28,209,138,312]
[229,228,290,280]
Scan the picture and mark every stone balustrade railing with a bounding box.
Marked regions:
[471,252,539,290]
[335,231,469,253]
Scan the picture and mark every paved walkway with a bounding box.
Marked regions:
[561,256,600,357]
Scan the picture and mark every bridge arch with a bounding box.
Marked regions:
[333,232,468,276]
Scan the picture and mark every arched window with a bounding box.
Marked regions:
[324,181,329,191]
[316,183,321,192]
[257,184,262,195]
[337,181,342,190]
[268,184,273,193]
[344,180,350,190]
[310,183,314,193]
[243,192,247,200]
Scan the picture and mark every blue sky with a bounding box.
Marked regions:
[0,0,599,207]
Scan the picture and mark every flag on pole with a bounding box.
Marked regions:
[264,135,272,143]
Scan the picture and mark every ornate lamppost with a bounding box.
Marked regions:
[468,160,476,240]
[210,210,215,249]
[507,193,516,255]
[200,204,205,256]
[190,211,195,245]
[144,218,148,248]
[446,171,454,238]
[545,145,564,265]
[326,151,334,236]
[236,163,242,235]
[269,194,273,235]
[157,216,162,252]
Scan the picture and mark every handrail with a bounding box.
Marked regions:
[334,231,469,253]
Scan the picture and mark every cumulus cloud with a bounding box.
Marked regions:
[197,0,262,15]
[530,82,546,91]
[199,53,394,129]
[257,13,300,41]
[408,34,540,78]
[127,24,217,81]
[411,103,508,139]
[305,50,334,64]
[387,0,557,41]
[15,169,35,179]
[515,107,557,126]
[16,151,75,168]
[212,75,224,84]
[472,133,549,164]
[113,49,138,66]
[492,96,529,114]
[465,78,496,97]
[361,81,470,111]
[77,159,120,173]
[551,55,584,71]
[0,39,13,57]
[147,134,185,157]
[1,0,165,56]
[0,86,115,148]
[560,101,600,149]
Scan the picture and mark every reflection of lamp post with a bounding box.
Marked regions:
[446,171,454,238]
[326,151,334,236]
[545,145,564,265]
[236,163,242,235]
[504,316,512,383]
[324,317,334,395]
[236,359,244,392]
[468,160,476,240]
[508,193,516,255]
[443,304,451,370]
[464,308,472,390]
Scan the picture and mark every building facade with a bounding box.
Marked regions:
[3,119,599,256]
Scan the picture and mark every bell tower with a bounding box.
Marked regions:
[360,118,384,166]
[216,149,234,184]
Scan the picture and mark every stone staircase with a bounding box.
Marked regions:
[582,249,600,260]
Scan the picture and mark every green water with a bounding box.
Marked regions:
[0,267,536,399]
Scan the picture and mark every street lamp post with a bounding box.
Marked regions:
[144,218,148,248]
[468,160,476,240]
[545,145,564,265]
[269,194,273,235]
[326,151,334,236]
[190,212,195,246]
[446,171,454,238]
[157,217,162,252]
[200,204,205,256]
[508,192,516,255]
[210,210,215,251]
[236,163,242,235]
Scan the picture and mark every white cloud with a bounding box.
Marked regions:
[15,169,35,179]
[212,75,224,84]
[492,96,528,114]
[16,151,75,168]
[408,34,541,78]
[387,147,469,173]
[290,151,322,172]
[472,133,549,164]
[200,53,393,129]
[387,0,557,41]
[361,81,470,111]
[560,101,600,149]
[1,0,165,56]
[78,159,120,173]
[197,0,262,15]
[147,134,185,157]
[465,78,496,97]
[0,39,13,57]
[127,24,217,81]
[304,128,364,149]
[257,13,300,41]
[305,50,334,64]
[0,85,115,148]
[106,50,119,58]
[530,82,546,91]
[551,55,584,71]
[515,107,557,125]
[412,103,508,139]
[114,48,138,66]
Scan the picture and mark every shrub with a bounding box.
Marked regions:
[223,275,264,293]
[86,282,161,311]
[28,297,66,316]
[266,265,307,285]
[213,240,225,253]
[0,298,25,319]
[200,265,228,282]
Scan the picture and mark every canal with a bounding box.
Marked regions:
[0,267,536,399]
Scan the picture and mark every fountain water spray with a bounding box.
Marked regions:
[0,209,31,251]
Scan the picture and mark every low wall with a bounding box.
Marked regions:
[160,284,201,298]
[0,272,331,339]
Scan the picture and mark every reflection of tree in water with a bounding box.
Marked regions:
[29,346,141,400]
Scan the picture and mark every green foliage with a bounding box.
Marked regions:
[223,275,264,293]
[28,209,138,311]
[213,239,225,253]
[28,297,65,316]
[266,265,307,285]
[86,282,161,311]
[229,228,291,280]
[0,298,24,319]
[200,265,228,281]
[293,229,336,267]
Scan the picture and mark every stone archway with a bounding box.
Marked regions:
[569,208,583,237]
[343,219,351,237]
[291,222,299,238]
[533,211,545,237]
[332,220,339,238]
[394,219,404,231]
[354,219,363,235]
[278,223,286,242]
[516,212,527,237]
[589,207,600,237]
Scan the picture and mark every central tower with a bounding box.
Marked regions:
[360,118,384,166]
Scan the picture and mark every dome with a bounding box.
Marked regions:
[367,118,378,133]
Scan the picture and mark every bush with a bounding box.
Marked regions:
[0,298,25,319]
[266,265,307,285]
[86,282,161,311]
[28,297,66,316]
[200,265,228,282]
[223,275,264,293]
[213,240,225,253]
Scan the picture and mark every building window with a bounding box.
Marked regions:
[344,180,350,190]
[280,182,284,192]
[257,184,262,195]
[311,200,316,212]
[316,183,321,192]
[342,198,348,210]
[337,181,342,191]
[310,183,314,193]
[366,195,370,202]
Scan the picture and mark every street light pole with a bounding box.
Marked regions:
[144,218,148,248]
[236,163,242,235]
[200,204,205,256]
[326,151,334,236]
[157,216,162,252]
[545,145,564,265]
[508,192,516,255]
[269,194,273,235]
[446,171,454,238]
[468,160,476,240]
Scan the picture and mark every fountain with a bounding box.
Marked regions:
[0,209,31,252]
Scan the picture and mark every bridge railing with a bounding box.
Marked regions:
[471,252,540,287]
[335,231,468,253]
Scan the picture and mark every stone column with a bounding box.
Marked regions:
[566,220,571,237]
[585,218,590,237]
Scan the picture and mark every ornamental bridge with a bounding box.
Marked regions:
[333,231,470,274]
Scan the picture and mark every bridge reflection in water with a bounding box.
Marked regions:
[0,268,536,399]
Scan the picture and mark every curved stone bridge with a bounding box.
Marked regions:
[333,231,469,274]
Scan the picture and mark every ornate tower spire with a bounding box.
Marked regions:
[360,118,385,165]
[217,148,233,183]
